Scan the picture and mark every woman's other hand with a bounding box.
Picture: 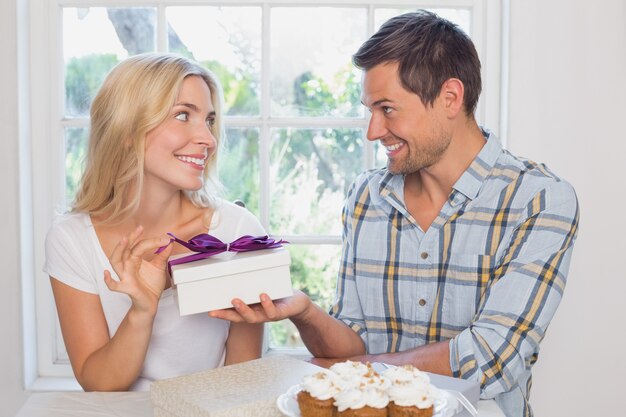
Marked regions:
[104,226,173,314]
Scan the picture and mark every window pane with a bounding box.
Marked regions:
[270,7,366,117]
[375,8,471,35]
[64,7,156,117]
[65,127,89,207]
[218,128,260,216]
[167,7,261,116]
[269,244,340,348]
[269,128,364,235]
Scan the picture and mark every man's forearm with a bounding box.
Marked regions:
[312,339,452,376]
[291,302,366,358]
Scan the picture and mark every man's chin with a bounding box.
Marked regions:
[386,160,408,175]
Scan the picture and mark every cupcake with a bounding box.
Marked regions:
[297,370,339,417]
[383,365,439,417]
[329,360,371,379]
[333,364,390,417]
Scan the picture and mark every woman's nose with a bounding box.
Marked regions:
[194,123,217,149]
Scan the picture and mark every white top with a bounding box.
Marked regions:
[43,199,266,391]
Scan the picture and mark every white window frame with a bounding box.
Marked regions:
[24,0,506,390]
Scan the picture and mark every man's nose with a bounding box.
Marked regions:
[366,112,387,142]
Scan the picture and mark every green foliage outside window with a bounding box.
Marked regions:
[64,28,363,348]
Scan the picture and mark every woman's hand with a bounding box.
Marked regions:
[103,226,173,315]
[209,289,313,324]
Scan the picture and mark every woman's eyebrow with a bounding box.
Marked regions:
[174,102,216,117]
[174,102,199,111]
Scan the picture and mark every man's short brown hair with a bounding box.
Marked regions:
[353,10,482,116]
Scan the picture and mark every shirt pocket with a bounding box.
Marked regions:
[440,253,496,327]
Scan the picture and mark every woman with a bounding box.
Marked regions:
[44,53,264,391]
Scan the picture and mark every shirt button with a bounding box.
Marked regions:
[420,252,429,259]
[419,299,426,306]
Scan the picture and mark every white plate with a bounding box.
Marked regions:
[276,384,302,417]
[276,384,456,417]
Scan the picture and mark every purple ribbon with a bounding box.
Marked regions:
[156,233,287,270]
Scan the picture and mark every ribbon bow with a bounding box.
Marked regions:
[156,233,287,270]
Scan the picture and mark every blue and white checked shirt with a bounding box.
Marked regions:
[330,130,579,417]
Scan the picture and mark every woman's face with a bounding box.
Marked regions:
[143,75,217,193]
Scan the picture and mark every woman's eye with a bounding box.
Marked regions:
[206,118,216,128]
[175,112,189,121]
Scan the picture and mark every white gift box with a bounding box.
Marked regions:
[170,247,292,315]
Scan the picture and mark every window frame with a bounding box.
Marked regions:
[25,0,504,389]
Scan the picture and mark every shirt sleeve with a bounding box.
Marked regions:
[44,216,99,294]
[449,180,579,398]
[330,180,368,345]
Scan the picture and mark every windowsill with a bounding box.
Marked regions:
[265,346,313,361]
[28,377,82,392]
[28,349,312,392]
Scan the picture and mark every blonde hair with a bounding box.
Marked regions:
[72,53,224,223]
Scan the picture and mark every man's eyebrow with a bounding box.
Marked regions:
[361,98,393,107]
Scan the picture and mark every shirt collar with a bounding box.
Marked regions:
[377,128,502,203]
[452,128,502,201]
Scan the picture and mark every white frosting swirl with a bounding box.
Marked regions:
[331,366,390,411]
[382,364,431,384]
[300,371,339,400]
[383,365,438,409]
[329,360,370,378]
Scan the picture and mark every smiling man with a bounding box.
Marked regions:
[211,11,579,417]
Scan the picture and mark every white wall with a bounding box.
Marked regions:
[508,1,626,416]
[0,0,30,415]
[0,1,624,416]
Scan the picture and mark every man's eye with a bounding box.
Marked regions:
[175,112,189,121]
[382,106,393,114]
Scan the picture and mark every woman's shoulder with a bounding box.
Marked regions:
[210,198,266,237]
[47,211,92,239]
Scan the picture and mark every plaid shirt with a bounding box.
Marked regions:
[330,130,579,417]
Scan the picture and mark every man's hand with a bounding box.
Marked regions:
[208,289,313,323]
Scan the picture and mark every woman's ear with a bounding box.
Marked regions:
[439,78,465,118]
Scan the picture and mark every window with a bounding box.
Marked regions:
[28,0,503,384]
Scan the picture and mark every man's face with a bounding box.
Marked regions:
[361,62,451,175]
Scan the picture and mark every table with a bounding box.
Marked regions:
[14,391,505,417]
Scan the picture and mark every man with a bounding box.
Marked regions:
[211,11,579,417]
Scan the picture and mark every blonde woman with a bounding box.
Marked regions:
[44,54,264,391]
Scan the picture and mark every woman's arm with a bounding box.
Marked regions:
[51,227,173,391]
[223,322,264,365]
[51,278,156,391]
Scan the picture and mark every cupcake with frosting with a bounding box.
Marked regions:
[383,365,439,417]
[296,370,339,417]
[329,360,371,379]
[333,364,390,417]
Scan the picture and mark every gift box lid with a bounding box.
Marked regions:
[150,355,322,417]
[171,247,291,285]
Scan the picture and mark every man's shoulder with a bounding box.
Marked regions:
[490,150,577,209]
